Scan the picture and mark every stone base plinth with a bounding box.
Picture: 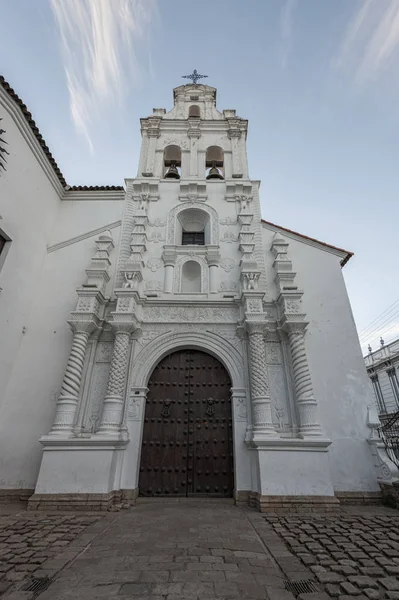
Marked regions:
[33,437,128,501]
[250,492,340,513]
[335,491,382,505]
[28,490,120,511]
[379,482,399,509]
[234,490,250,505]
[28,488,139,512]
[0,489,34,503]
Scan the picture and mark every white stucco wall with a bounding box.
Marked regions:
[0,90,124,489]
[262,224,379,492]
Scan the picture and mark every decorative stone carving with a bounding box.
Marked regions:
[243,272,259,290]
[206,328,243,354]
[145,280,163,291]
[221,230,238,243]
[148,218,166,227]
[85,362,111,432]
[98,323,135,434]
[116,297,134,313]
[246,298,263,313]
[219,280,237,292]
[148,231,165,243]
[127,397,141,420]
[123,272,137,289]
[220,258,235,273]
[246,322,278,440]
[286,326,322,437]
[143,306,238,323]
[236,194,253,212]
[163,137,189,150]
[50,320,97,435]
[96,342,113,363]
[146,258,162,272]
[76,298,92,312]
[286,300,301,314]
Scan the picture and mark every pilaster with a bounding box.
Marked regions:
[271,232,324,438]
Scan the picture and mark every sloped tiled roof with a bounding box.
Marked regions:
[262,219,353,267]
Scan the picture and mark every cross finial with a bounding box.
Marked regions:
[182,69,208,85]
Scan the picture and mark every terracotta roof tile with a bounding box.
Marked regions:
[66,185,124,191]
[261,219,353,267]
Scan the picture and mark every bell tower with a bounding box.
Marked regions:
[118,76,269,300]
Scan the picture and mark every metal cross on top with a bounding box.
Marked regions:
[182,69,208,85]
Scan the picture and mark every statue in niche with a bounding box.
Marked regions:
[239,195,252,212]
[137,194,149,212]
[244,272,259,290]
[123,272,136,289]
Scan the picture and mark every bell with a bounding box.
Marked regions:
[164,161,180,179]
[206,161,224,180]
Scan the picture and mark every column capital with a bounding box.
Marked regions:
[280,318,308,335]
[245,321,268,336]
[67,318,99,336]
[109,320,137,335]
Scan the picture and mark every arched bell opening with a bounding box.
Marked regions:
[163,144,181,179]
[176,208,210,246]
[205,145,224,180]
[188,104,201,118]
[138,349,234,498]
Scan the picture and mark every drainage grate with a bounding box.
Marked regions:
[20,576,52,596]
[284,579,320,597]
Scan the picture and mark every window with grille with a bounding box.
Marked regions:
[182,231,205,245]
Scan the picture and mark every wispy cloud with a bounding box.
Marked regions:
[333,0,399,85]
[280,0,298,67]
[50,0,157,150]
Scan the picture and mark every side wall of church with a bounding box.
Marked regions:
[262,225,380,492]
[0,93,124,489]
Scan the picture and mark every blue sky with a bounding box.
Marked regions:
[1,0,399,352]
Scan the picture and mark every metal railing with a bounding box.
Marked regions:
[379,410,399,467]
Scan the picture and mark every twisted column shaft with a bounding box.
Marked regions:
[99,330,131,434]
[51,330,90,434]
[248,330,278,438]
[288,330,322,436]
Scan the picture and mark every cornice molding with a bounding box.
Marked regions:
[47,220,121,253]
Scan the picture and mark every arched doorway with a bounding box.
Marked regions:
[139,349,234,497]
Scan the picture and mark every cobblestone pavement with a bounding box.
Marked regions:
[2,501,399,600]
[264,506,399,600]
[0,503,105,597]
[29,499,292,600]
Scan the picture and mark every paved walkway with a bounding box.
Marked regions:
[1,500,399,600]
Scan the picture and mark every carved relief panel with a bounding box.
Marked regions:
[84,342,112,432]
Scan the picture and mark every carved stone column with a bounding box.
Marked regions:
[162,247,177,293]
[228,129,242,178]
[98,323,135,435]
[247,322,278,440]
[285,324,323,437]
[206,248,220,294]
[144,122,160,176]
[50,321,96,435]
[188,123,201,176]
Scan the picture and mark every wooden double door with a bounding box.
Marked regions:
[139,349,234,497]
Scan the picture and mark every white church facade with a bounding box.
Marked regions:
[0,76,395,511]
